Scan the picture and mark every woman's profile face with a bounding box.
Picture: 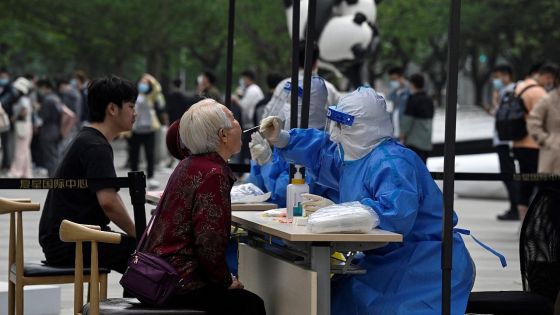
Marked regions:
[221,106,242,155]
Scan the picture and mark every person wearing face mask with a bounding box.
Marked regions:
[527,68,560,185]
[537,64,559,93]
[261,41,341,122]
[387,66,411,138]
[36,79,63,177]
[7,77,34,178]
[232,70,264,164]
[491,65,521,221]
[247,76,338,207]
[0,68,15,172]
[252,87,475,314]
[400,73,434,163]
[196,70,223,103]
[512,63,548,221]
[130,73,165,189]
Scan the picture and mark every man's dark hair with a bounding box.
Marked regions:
[493,64,513,77]
[266,73,283,90]
[539,63,559,77]
[298,41,320,69]
[203,71,216,85]
[240,70,256,81]
[37,79,54,90]
[409,73,425,89]
[0,67,9,75]
[87,75,137,123]
[172,77,182,88]
[388,66,404,77]
[56,77,70,89]
[528,62,545,77]
[23,73,36,81]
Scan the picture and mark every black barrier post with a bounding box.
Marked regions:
[225,0,236,109]
[290,0,300,130]
[301,0,316,130]
[128,171,147,242]
[289,0,300,180]
[442,0,461,314]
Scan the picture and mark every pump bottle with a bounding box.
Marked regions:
[286,165,309,219]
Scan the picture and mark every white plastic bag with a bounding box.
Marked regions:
[307,202,380,234]
[230,183,271,204]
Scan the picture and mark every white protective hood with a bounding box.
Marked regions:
[328,87,393,161]
[270,75,328,130]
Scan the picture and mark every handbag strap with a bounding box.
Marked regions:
[135,158,191,251]
[135,189,165,251]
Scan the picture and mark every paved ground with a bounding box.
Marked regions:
[0,138,522,314]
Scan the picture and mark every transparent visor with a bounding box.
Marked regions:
[325,106,355,143]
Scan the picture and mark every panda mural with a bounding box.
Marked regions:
[283,0,381,88]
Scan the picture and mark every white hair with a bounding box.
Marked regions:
[179,99,232,154]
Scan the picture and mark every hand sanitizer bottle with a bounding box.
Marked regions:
[286,165,309,219]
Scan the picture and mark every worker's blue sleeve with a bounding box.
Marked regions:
[247,150,290,208]
[359,148,419,237]
[277,128,341,191]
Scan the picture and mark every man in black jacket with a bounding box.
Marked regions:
[400,73,434,163]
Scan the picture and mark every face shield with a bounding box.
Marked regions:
[282,75,328,130]
[325,87,394,162]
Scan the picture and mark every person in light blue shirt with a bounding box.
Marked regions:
[252,87,475,315]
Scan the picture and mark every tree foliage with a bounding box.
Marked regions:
[0,0,290,89]
[376,0,560,105]
[1,0,559,103]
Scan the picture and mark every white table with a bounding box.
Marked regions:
[232,211,402,315]
[145,190,278,211]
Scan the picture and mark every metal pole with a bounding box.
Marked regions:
[128,171,147,242]
[290,0,300,130]
[301,0,316,129]
[224,0,236,108]
[442,0,461,314]
[289,0,301,179]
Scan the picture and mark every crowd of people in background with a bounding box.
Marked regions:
[0,69,90,179]
[1,60,558,209]
[0,67,279,189]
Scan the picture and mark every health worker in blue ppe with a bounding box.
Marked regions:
[253,87,475,315]
[248,75,338,207]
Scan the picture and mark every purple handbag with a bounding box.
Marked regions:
[120,191,183,306]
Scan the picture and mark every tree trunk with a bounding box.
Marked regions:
[147,50,163,79]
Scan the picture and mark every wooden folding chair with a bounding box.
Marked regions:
[0,197,109,315]
[59,219,206,315]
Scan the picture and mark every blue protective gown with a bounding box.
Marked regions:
[278,128,475,315]
[248,148,338,208]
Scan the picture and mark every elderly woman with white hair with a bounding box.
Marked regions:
[143,99,266,315]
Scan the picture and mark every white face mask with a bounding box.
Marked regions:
[328,120,342,143]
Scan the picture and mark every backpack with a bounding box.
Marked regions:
[495,84,537,141]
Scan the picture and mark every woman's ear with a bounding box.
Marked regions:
[219,128,227,143]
